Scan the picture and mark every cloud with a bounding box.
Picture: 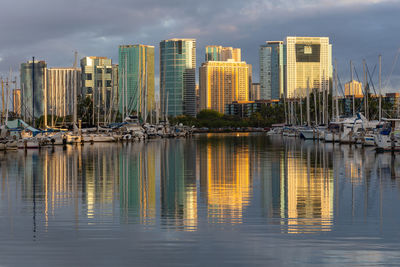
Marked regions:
[0,0,399,93]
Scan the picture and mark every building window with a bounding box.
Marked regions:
[86,73,92,80]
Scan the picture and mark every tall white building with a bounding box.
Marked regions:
[47,68,81,124]
[285,37,332,98]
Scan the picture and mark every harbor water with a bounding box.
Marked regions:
[1,133,400,266]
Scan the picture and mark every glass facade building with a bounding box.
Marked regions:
[20,60,47,122]
[118,45,155,120]
[205,46,241,62]
[160,39,196,117]
[259,41,285,100]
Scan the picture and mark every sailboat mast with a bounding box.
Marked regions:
[125,54,128,118]
[335,59,339,120]
[307,79,310,126]
[5,76,9,125]
[32,56,35,128]
[122,53,125,121]
[1,77,4,123]
[379,55,382,122]
[363,59,367,119]
[314,87,317,125]
[331,67,334,121]
[351,60,355,117]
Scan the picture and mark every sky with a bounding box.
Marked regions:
[1,0,400,94]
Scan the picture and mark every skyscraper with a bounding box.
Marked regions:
[285,37,332,98]
[47,67,81,124]
[118,45,155,120]
[20,60,47,123]
[259,41,285,100]
[160,39,196,117]
[205,46,241,62]
[250,83,260,101]
[81,57,116,124]
[199,60,250,114]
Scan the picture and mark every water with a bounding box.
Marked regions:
[1,133,400,266]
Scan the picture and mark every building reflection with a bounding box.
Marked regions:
[2,145,121,233]
[199,134,252,224]
[120,142,156,225]
[4,134,400,237]
[160,139,197,231]
[260,140,334,233]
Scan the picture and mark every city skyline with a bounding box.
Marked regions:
[0,0,399,93]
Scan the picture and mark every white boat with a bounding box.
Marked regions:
[316,126,327,140]
[18,138,40,149]
[267,127,283,136]
[91,134,115,142]
[5,140,18,150]
[375,119,400,151]
[299,127,315,140]
[364,134,376,146]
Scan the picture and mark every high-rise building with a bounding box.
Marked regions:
[118,45,155,120]
[199,60,250,114]
[81,57,116,124]
[160,39,196,117]
[285,37,332,98]
[13,89,21,116]
[344,80,363,98]
[250,83,260,101]
[20,60,47,122]
[205,46,241,62]
[46,68,81,123]
[259,41,285,100]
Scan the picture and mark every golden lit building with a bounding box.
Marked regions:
[344,80,363,98]
[199,60,250,114]
[285,36,332,98]
[205,46,241,62]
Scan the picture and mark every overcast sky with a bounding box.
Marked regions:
[1,0,400,94]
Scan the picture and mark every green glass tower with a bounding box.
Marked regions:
[118,45,155,120]
[20,60,47,123]
[160,39,196,117]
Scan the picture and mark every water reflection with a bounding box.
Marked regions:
[199,134,252,224]
[1,134,400,237]
[161,139,197,231]
[120,142,156,225]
